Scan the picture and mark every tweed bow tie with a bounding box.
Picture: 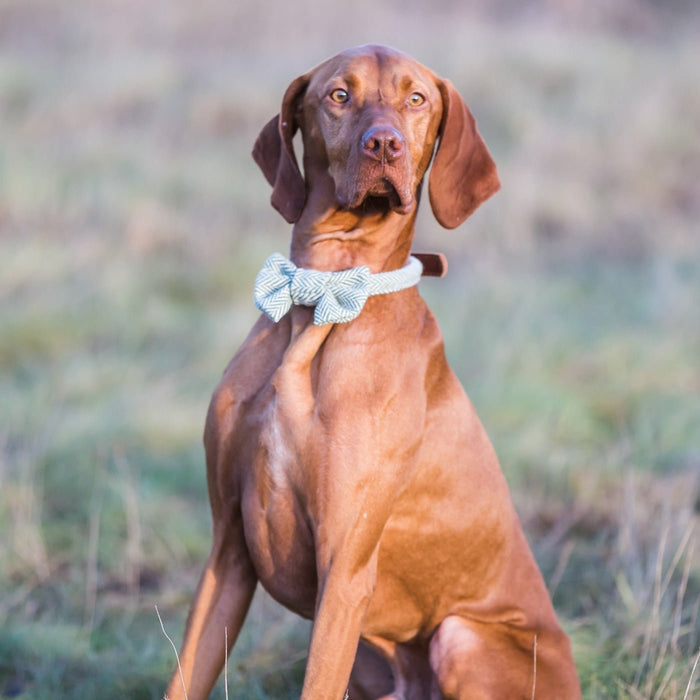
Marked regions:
[254,253,423,325]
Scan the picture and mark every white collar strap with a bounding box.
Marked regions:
[254,253,423,325]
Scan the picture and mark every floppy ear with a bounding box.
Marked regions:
[252,74,309,223]
[428,79,500,229]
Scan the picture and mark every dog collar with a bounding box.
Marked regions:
[254,253,423,325]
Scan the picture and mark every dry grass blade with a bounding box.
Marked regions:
[83,453,107,634]
[652,656,676,700]
[672,532,694,652]
[659,522,695,605]
[156,605,189,700]
[114,448,143,600]
[683,647,700,700]
[548,539,574,598]
[634,521,669,690]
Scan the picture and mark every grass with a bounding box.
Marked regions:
[1,0,698,697]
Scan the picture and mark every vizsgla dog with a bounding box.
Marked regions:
[165,44,580,699]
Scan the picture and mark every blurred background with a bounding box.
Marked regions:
[0,0,698,697]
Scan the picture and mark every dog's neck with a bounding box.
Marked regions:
[289,170,419,275]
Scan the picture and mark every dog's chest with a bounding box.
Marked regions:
[239,380,319,616]
[259,398,298,485]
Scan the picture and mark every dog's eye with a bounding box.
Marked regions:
[329,88,350,104]
[408,92,425,107]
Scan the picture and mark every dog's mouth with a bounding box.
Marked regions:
[341,176,415,216]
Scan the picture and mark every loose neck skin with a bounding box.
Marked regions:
[289,155,420,275]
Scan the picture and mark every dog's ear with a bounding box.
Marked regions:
[428,79,500,229]
[252,74,309,223]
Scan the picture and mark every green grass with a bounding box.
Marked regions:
[1,0,699,697]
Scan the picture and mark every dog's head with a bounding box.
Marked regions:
[253,44,500,229]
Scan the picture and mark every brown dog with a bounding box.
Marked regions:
[165,44,581,699]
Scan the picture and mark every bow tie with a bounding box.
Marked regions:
[254,253,423,325]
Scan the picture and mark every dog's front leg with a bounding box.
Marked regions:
[298,473,393,700]
[301,546,379,700]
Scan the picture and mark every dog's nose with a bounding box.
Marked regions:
[361,126,404,163]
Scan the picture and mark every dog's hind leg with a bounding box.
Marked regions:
[165,524,257,700]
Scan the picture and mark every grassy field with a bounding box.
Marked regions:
[1,0,698,697]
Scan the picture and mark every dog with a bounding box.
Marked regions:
[165,44,581,699]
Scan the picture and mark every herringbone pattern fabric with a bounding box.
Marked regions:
[254,253,423,325]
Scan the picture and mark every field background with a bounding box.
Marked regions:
[0,0,698,698]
